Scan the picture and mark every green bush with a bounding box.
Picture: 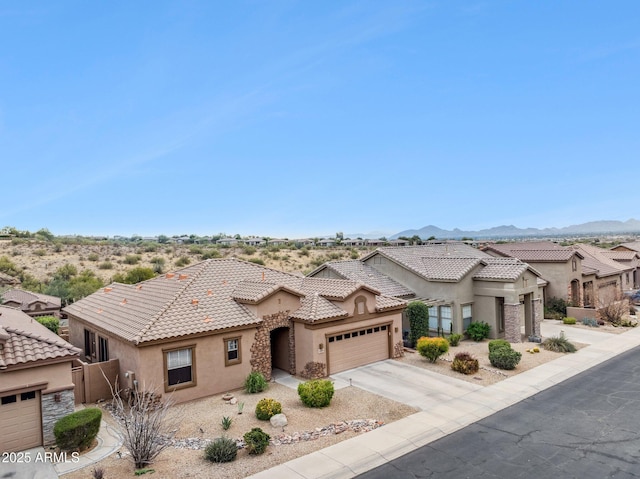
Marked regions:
[36,316,59,334]
[581,317,599,327]
[447,333,462,347]
[466,321,490,341]
[545,297,567,319]
[562,316,577,325]
[416,337,449,363]
[204,436,237,463]
[488,339,511,353]
[406,301,430,348]
[451,352,479,375]
[542,334,577,353]
[244,371,268,394]
[297,379,335,408]
[98,261,113,270]
[54,408,102,451]
[175,256,190,267]
[248,258,265,265]
[124,254,141,265]
[489,347,522,370]
[87,253,99,261]
[243,427,270,455]
[255,398,282,420]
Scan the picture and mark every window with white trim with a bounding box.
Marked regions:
[166,348,193,387]
[224,337,242,366]
[462,304,473,331]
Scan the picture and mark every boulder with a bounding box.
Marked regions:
[270,413,288,428]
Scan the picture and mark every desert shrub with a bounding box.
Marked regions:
[204,436,237,463]
[543,334,577,353]
[221,416,232,430]
[201,249,221,260]
[488,339,511,353]
[243,428,270,455]
[545,297,568,319]
[297,379,335,408]
[244,371,268,394]
[248,258,265,265]
[174,256,190,267]
[87,253,99,261]
[189,246,203,255]
[36,316,59,334]
[124,254,141,265]
[54,408,102,451]
[406,301,430,348]
[489,347,522,370]
[416,336,449,363]
[451,352,479,375]
[562,316,577,325]
[98,261,113,270]
[447,333,462,347]
[581,317,599,327]
[255,398,282,420]
[242,245,257,255]
[34,249,46,257]
[466,321,490,341]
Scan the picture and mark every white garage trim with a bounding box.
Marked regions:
[326,323,391,375]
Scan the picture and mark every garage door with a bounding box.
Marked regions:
[327,324,390,374]
[0,391,42,453]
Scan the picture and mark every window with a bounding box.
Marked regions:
[21,391,36,401]
[165,347,194,389]
[429,305,453,333]
[84,329,96,361]
[1,395,17,405]
[357,301,365,314]
[572,258,577,272]
[462,304,473,331]
[98,336,109,362]
[224,337,241,366]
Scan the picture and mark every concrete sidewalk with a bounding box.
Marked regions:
[248,323,640,479]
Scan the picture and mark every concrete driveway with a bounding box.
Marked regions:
[0,447,59,479]
[332,359,484,411]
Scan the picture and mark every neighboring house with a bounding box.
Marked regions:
[387,239,409,247]
[317,238,336,247]
[483,241,585,306]
[602,249,640,289]
[569,243,634,305]
[243,237,266,247]
[310,243,546,343]
[63,259,406,405]
[267,239,289,247]
[0,272,20,288]
[1,289,62,318]
[217,237,239,246]
[342,239,366,247]
[293,238,316,247]
[0,306,80,452]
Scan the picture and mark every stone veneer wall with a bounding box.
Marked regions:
[41,388,75,445]
[393,341,405,358]
[532,298,542,337]
[250,311,295,381]
[504,302,522,343]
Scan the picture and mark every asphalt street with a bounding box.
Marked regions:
[359,345,640,479]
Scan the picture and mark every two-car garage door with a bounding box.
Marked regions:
[327,324,390,374]
[0,390,42,453]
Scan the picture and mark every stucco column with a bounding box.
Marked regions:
[504,302,522,343]
[531,298,542,337]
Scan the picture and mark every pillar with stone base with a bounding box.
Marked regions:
[504,302,522,343]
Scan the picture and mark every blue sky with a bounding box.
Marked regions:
[2,1,639,239]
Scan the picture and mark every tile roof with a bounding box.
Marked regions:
[614,241,640,253]
[483,241,581,262]
[602,250,638,261]
[312,261,415,298]
[365,243,537,283]
[571,243,631,278]
[0,306,80,369]
[64,259,404,344]
[2,289,61,309]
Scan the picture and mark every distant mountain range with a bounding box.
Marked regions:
[389,219,640,240]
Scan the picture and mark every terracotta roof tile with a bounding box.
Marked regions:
[313,261,415,298]
[64,259,402,344]
[484,242,579,262]
[474,258,529,281]
[2,289,61,309]
[0,306,80,369]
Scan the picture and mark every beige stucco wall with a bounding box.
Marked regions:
[520,261,580,304]
[135,327,257,404]
[0,361,74,395]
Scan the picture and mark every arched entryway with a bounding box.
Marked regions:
[570,280,580,306]
[270,327,290,372]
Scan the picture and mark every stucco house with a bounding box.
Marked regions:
[0,306,80,453]
[483,241,585,306]
[309,243,546,343]
[1,289,62,318]
[63,259,405,405]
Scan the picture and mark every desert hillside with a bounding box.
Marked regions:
[0,239,372,285]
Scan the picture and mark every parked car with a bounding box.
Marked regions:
[623,290,640,304]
